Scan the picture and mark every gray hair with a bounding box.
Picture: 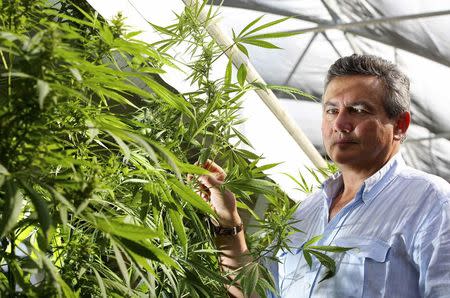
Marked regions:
[325,54,410,118]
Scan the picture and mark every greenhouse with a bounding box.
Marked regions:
[1,0,449,297]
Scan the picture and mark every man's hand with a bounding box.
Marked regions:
[197,160,242,227]
[196,160,252,298]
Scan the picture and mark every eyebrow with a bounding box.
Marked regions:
[323,100,375,110]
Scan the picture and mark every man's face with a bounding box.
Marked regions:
[321,75,400,171]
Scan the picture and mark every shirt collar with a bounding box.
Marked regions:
[322,172,344,208]
[321,153,406,204]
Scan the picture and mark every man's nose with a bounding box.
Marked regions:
[333,111,353,133]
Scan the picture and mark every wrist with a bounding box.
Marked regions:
[213,222,244,236]
[212,212,242,228]
[210,214,243,236]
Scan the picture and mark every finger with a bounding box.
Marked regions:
[203,159,226,181]
[201,192,211,202]
[198,173,222,189]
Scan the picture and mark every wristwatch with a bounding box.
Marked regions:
[210,217,243,236]
[213,222,244,236]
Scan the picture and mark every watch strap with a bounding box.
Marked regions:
[213,222,243,236]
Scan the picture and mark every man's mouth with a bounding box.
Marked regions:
[334,139,358,145]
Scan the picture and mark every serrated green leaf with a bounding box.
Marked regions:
[168,178,214,215]
[93,268,107,298]
[255,264,277,296]
[256,277,277,297]
[236,43,249,57]
[232,127,253,148]
[245,31,301,40]
[266,84,316,100]
[122,178,150,184]
[94,217,160,241]
[168,209,187,252]
[120,238,180,270]
[238,15,265,37]
[308,249,337,282]
[303,235,322,247]
[241,262,259,297]
[236,201,261,221]
[112,243,130,288]
[249,81,267,90]
[224,57,232,86]
[149,22,178,37]
[147,139,181,178]
[309,245,353,253]
[257,162,283,172]
[319,269,336,282]
[184,260,230,285]
[237,64,247,86]
[105,130,130,162]
[241,39,280,49]
[141,66,165,74]
[236,148,261,160]
[124,30,143,39]
[303,251,313,269]
[120,131,158,164]
[9,259,30,290]
[0,180,23,238]
[309,250,334,268]
[176,162,209,175]
[141,76,194,118]
[244,16,291,37]
[283,172,313,194]
[226,178,277,196]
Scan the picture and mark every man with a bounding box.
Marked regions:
[199,54,450,297]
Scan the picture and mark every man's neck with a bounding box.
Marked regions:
[328,174,364,221]
[329,151,399,220]
[339,148,399,189]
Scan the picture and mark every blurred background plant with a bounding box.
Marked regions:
[0,0,335,297]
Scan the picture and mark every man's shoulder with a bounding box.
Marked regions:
[299,189,324,207]
[395,165,450,202]
[292,189,325,218]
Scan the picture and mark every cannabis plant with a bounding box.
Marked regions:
[0,1,337,297]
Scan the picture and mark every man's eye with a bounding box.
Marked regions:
[351,107,366,114]
[326,108,338,114]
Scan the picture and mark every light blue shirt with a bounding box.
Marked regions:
[268,154,450,297]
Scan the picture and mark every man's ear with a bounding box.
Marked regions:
[393,111,411,141]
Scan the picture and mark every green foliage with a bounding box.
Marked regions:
[0,0,341,297]
[301,235,352,282]
[0,0,310,297]
[284,164,338,195]
[232,15,300,54]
